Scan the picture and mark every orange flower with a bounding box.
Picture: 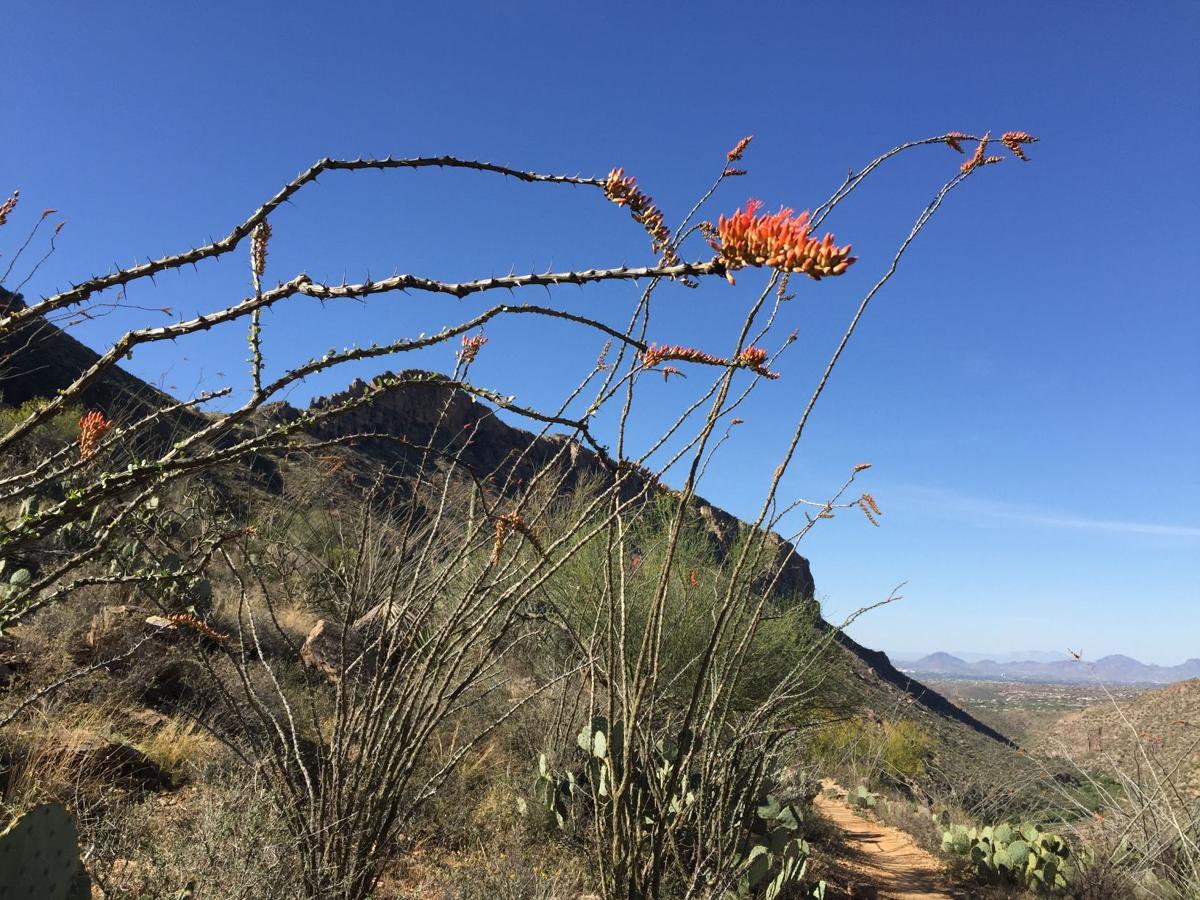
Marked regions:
[1001,130,1038,161]
[0,191,18,227]
[642,343,723,369]
[78,411,112,460]
[857,492,882,526]
[736,346,779,379]
[641,343,778,378]
[714,200,855,283]
[960,133,1006,174]
[167,612,230,642]
[604,167,678,265]
[457,332,488,365]
[944,132,968,154]
[727,135,753,162]
[640,343,779,379]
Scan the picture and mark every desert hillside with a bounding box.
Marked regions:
[1037,679,1200,798]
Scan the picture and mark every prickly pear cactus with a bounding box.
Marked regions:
[531,722,825,898]
[848,784,877,810]
[0,802,91,900]
[941,818,1070,894]
[739,793,825,899]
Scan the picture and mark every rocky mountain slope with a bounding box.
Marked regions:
[1037,679,1200,797]
[0,286,199,424]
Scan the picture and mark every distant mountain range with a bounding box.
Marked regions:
[891,650,1071,665]
[893,651,1200,685]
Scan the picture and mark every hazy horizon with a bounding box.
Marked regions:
[884,648,1196,667]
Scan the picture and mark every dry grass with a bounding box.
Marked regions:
[2,702,125,807]
[133,716,222,781]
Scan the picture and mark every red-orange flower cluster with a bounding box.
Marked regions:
[605,168,678,265]
[0,191,18,227]
[641,343,723,370]
[1001,131,1038,161]
[640,343,778,379]
[736,346,779,379]
[458,332,488,365]
[961,132,1005,174]
[944,132,968,154]
[727,135,753,162]
[167,612,230,643]
[713,200,855,283]
[857,492,882,527]
[78,411,112,460]
[737,347,768,368]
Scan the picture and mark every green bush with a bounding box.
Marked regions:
[881,720,934,780]
[0,398,83,454]
[808,717,934,786]
[542,487,830,716]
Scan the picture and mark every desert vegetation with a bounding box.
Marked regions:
[2,128,1194,899]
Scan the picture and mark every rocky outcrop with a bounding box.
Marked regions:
[288,371,816,602]
[0,286,285,490]
[300,619,374,682]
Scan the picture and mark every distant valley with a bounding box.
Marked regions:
[892,650,1200,685]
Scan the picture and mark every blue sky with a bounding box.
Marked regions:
[2,1,1197,662]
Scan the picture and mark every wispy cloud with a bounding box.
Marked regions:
[891,485,1200,539]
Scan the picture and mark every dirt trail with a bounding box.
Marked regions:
[814,781,955,899]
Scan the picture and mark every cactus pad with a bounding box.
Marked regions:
[0,802,91,900]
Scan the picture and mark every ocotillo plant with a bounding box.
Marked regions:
[1,129,1036,899]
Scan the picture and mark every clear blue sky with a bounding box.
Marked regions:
[3,1,1197,663]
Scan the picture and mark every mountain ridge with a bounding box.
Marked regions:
[899,650,1200,685]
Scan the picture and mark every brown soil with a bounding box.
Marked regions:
[814,781,957,900]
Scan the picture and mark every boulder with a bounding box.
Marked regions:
[80,604,146,661]
[300,619,374,682]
